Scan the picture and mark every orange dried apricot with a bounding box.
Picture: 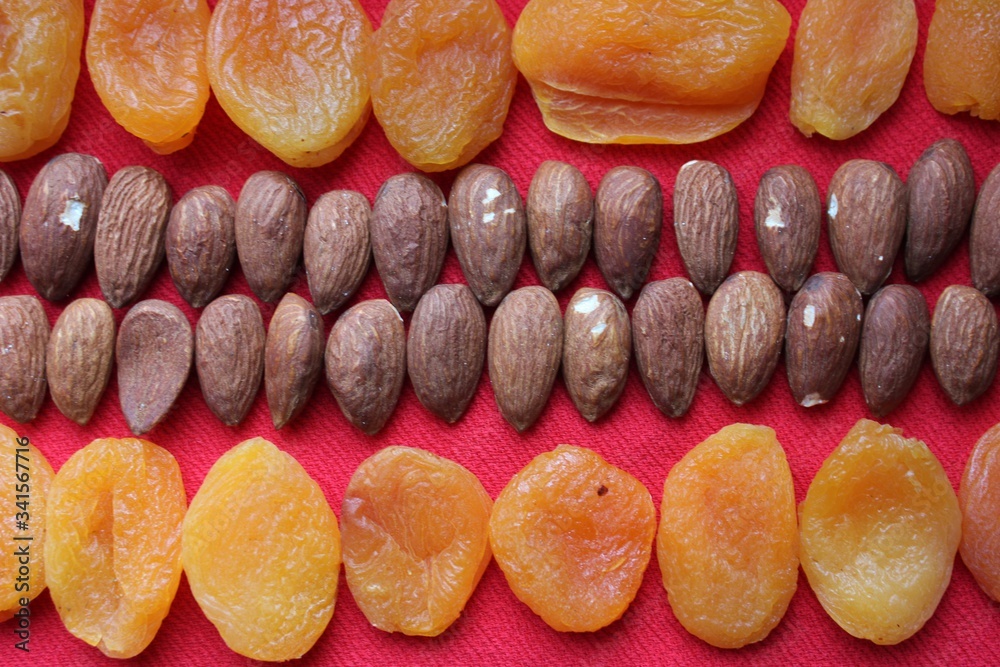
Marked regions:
[182,437,340,660]
[959,423,1000,601]
[489,444,655,632]
[206,0,372,167]
[0,0,84,161]
[800,419,961,645]
[511,0,790,144]
[924,0,1000,120]
[44,438,186,658]
[86,0,211,154]
[342,446,492,636]
[657,424,798,649]
[790,0,917,139]
[369,0,516,172]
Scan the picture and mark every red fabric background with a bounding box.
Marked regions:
[2,0,1000,664]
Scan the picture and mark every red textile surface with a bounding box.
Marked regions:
[2,0,1000,664]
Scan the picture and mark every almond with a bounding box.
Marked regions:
[235,171,307,303]
[46,298,115,425]
[562,287,631,422]
[265,292,324,429]
[116,299,193,434]
[196,295,265,426]
[784,272,863,407]
[827,160,907,295]
[632,278,704,418]
[325,299,406,434]
[970,162,1000,297]
[859,285,929,416]
[754,164,821,293]
[594,165,662,300]
[705,271,785,405]
[303,190,371,315]
[407,284,485,423]
[449,164,526,307]
[0,168,20,283]
[488,286,562,431]
[674,160,738,295]
[370,172,449,312]
[0,295,49,422]
[526,160,593,292]
[19,153,108,301]
[930,285,999,406]
[94,165,173,308]
[165,185,237,308]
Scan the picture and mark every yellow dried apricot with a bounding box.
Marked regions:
[342,446,492,636]
[657,424,798,649]
[959,423,1000,601]
[800,419,961,645]
[44,438,186,658]
[86,0,211,154]
[182,437,340,660]
[924,0,1000,120]
[489,444,655,632]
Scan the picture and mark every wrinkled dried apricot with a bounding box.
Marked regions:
[800,420,961,645]
[44,438,186,658]
[182,437,340,660]
[790,0,917,139]
[924,0,1000,120]
[0,0,84,161]
[490,444,655,632]
[657,424,797,649]
[369,0,516,172]
[960,423,1000,601]
[86,0,211,154]
[342,446,492,636]
[206,0,372,167]
[511,0,790,144]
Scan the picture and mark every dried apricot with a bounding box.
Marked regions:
[369,0,516,172]
[182,437,340,660]
[790,0,917,139]
[800,420,961,645]
[0,0,84,161]
[44,438,186,658]
[489,445,655,632]
[511,0,790,144]
[657,424,797,649]
[924,0,1000,120]
[342,446,492,636]
[206,0,372,167]
[86,0,211,154]
[959,423,1000,601]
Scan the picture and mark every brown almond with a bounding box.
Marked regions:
[46,298,115,425]
[304,190,371,315]
[859,285,929,416]
[0,168,20,283]
[94,166,173,308]
[784,272,863,407]
[370,173,449,312]
[196,295,265,426]
[19,153,108,301]
[827,160,907,295]
[562,287,631,422]
[674,160,738,295]
[265,292,324,429]
[407,284,485,423]
[325,299,406,434]
[970,162,1000,297]
[906,138,975,283]
[594,165,662,300]
[449,164,526,307]
[930,285,1000,406]
[632,278,704,418]
[116,299,193,434]
[235,171,307,303]
[754,164,821,293]
[526,160,593,292]
[705,271,786,405]
[487,286,562,431]
[165,185,237,308]
[0,295,49,422]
